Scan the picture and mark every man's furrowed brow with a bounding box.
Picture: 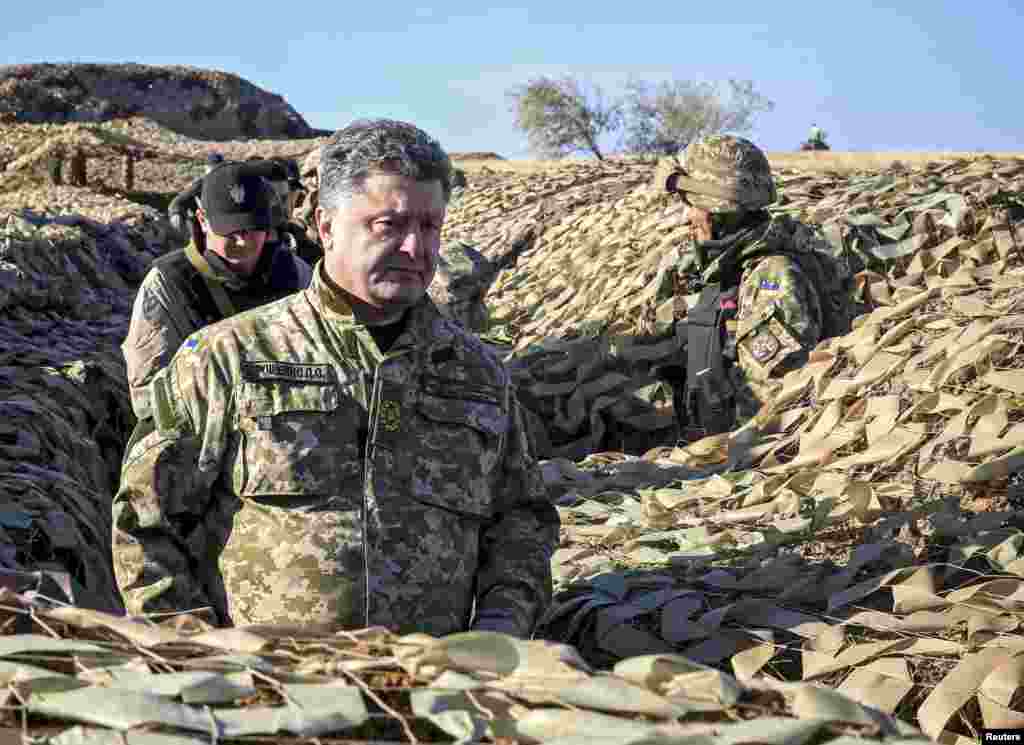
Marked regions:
[374,206,443,220]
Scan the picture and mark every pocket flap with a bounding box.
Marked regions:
[415,393,507,438]
[237,383,340,418]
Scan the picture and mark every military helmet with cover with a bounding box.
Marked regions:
[657,134,776,214]
[428,241,495,332]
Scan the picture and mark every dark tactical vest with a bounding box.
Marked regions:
[681,215,856,437]
[151,240,305,326]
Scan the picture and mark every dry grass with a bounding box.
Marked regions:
[767,150,1024,173]
[452,157,593,175]
[455,151,1024,177]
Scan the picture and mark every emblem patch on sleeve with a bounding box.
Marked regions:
[241,362,336,384]
[758,278,782,292]
[379,400,401,432]
[750,330,781,362]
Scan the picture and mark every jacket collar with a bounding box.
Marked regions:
[307,262,447,339]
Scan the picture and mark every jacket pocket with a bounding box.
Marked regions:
[234,382,361,497]
[402,391,507,519]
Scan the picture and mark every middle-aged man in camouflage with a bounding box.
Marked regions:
[650,134,857,439]
[112,119,559,638]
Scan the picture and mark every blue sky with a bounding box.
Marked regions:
[5,1,1020,157]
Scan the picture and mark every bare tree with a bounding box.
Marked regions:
[507,76,623,161]
[621,78,774,156]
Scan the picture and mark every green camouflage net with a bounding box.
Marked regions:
[3,116,1024,741]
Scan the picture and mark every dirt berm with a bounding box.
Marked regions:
[0,62,317,140]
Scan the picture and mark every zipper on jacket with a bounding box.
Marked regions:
[361,369,377,628]
[360,350,412,628]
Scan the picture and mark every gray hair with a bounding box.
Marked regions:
[318,119,452,213]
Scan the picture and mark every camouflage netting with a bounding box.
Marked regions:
[539,448,1024,742]
[3,125,171,172]
[442,155,1024,742]
[4,119,1024,740]
[440,157,1024,461]
[0,198,176,614]
[0,119,325,200]
[0,591,935,744]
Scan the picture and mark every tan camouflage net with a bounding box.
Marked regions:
[540,448,1024,742]
[0,118,324,202]
[442,157,1024,462]
[4,117,1024,740]
[442,159,683,458]
[0,589,933,744]
[444,155,1024,740]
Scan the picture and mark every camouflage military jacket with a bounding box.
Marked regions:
[113,266,559,638]
[122,242,312,420]
[652,213,828,425]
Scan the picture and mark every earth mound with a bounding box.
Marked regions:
[451,151,506,161]
[0,62,315,140]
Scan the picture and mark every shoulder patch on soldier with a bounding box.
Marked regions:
[759,278,782,291]
[241,361,338,385]
[750,330,781,362]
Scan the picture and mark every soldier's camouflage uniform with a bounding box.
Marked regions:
[122,242,312,420]
[652,214,826,425]
[652,134,854,431]
[113,265,559,638]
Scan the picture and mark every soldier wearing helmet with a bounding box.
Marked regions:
[294,148,322,244]
[651,134,853,439]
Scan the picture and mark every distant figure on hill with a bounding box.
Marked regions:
[802,124,830,151]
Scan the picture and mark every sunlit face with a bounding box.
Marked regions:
[317,171,445,321]
[196,207,268,276]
